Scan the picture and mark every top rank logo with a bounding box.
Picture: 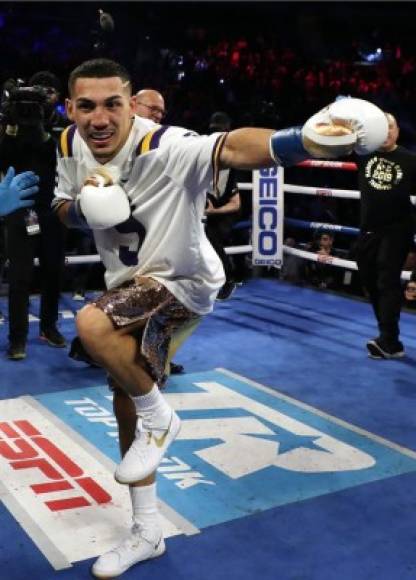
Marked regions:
[2,369,416,571]
[34,370,416,532]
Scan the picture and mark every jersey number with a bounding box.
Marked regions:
[115,210,146,266]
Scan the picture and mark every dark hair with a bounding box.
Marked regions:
[319,231,334,240]
[209,111,231,131]
[68,58,131,95]
[29,70,61,93]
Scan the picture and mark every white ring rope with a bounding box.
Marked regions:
[239,182,361,199]
[284,184,361,199]
[283,245,411,281]
[224,244,412,281]
[239,183,415,203]
[31,162,412,283]
[283,245,357,270]
[34,245,254,267]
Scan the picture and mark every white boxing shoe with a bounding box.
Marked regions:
[91,525,165,578]
[115,410,181,484]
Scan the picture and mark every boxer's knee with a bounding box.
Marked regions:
[76,304,114,354]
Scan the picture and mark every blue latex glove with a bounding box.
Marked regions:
[0,167,40,217]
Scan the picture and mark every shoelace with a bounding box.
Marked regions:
[137,410,172,434]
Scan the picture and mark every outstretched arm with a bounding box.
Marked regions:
[219,128,275,170]
[220,98,388,170]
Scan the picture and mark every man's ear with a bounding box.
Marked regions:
[65,98,74,121]
[130,95,137,118]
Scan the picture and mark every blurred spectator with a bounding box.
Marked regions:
[404,273,416,304]
[135,89,166,124]
[404,251,416,306]
[304,231,341,289]
[280,237,304,284]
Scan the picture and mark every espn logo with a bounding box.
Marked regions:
[0,419,111,511]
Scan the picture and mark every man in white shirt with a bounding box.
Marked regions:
[54,58,388,578]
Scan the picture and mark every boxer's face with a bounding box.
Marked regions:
[66,76,136,163]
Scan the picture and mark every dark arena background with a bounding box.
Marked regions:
[1,3,416,580]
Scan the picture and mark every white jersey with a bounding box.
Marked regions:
[54,116,226,314]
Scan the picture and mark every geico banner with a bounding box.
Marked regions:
[252,167,283,267]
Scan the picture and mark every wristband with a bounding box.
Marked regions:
[269,126,309,167]
[66,199,89,230]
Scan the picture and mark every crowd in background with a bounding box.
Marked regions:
[0,2,415,308]
[1,3,416,134]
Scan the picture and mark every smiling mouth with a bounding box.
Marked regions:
[89,132,114,146]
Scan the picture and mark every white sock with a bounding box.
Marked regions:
[131,384,172,430]
[129,483,161,542]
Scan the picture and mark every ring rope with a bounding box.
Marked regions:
[284,184,361,199]
[34,244,411,281]
[284,218,359,236]
[31,162,412,284]
[238,182,361,200]
[296,160,358,171]
[283,245,412,281]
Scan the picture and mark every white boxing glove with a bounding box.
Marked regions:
[302,97,388,157]
[79,167,130,230]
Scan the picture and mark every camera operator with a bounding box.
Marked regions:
[0,71,69,360]
[29,71,69,139]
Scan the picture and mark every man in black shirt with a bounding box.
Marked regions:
[355,113,416,359]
